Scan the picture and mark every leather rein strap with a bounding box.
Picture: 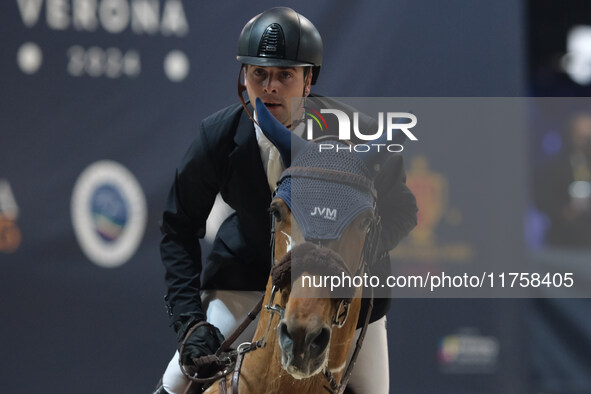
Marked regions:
[179,296,264,390]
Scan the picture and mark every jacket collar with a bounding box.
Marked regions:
[228,103,272,204]
[233,102,255,149]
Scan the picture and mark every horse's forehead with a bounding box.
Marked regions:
[276,176,374,241]
[273,143,375,240]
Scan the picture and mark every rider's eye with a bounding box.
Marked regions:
[253,68,266,78]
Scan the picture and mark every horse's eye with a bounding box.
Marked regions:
[274,210,282,221]
[270,207,283,222]
[360,216,373,232]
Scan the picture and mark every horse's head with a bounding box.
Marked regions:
[270,199,373,379]
[256,98,403,381]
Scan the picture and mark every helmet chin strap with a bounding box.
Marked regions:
[237,65,259,127]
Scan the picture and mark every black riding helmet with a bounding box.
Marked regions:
[237,7,323,84]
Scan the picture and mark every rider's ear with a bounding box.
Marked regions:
[304,68,312,96]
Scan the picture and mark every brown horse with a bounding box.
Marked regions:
[180,98,397,394]
[198,201,372,393]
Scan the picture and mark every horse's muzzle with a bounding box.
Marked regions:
[278,319,331,379]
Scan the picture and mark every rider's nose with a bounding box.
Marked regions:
[263,73,280,93]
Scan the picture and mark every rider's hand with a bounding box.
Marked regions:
[176,314,225,376]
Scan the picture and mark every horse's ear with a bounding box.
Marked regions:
[356,122,407,177]
[255,98,310,167]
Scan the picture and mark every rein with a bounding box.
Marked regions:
[178,297,265,387]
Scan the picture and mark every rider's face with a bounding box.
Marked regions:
[244,65,311,127]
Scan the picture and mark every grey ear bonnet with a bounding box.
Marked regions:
[275,142,375,240]
[255,98,404,241]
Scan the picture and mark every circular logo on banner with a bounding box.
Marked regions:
[71,160,147,268]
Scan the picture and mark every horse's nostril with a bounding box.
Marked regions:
[279,321,330,363]
[308,327,331,358]
[278,322,293,352]
[279,321,291,339]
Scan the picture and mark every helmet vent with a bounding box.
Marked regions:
[258,23,286,59]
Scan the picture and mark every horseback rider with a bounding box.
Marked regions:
[156,7,417,394]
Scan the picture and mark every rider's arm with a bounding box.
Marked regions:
[160,122,221,328]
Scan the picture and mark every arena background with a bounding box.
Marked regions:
[1,1,590,393]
